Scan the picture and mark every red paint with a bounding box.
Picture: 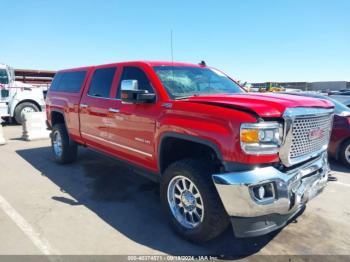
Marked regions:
[329,115,350,158]
[46,61,334,173]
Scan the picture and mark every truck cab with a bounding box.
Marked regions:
[0,63,46,124]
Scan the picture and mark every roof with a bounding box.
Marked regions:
[141,61,204,67]
[58,61,205,72]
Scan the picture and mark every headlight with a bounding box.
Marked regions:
[240,122,282,155]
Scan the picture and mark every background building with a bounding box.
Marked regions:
[251,81,350,92]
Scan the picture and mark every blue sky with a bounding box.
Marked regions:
[1,0,349,82]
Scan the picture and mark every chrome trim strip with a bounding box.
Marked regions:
[283,107,334,118]
[241,122,281,129]
[81,132,153,157]
[108,108,120,113]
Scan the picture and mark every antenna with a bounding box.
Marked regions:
[170,30,175,89]
[170,30,174,64]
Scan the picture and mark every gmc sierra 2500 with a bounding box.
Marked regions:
[46,61,334,242]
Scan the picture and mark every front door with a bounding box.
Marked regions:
[112,66,158,170]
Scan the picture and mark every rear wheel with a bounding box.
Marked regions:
[160,158,229,243]
[14,102,40,124]
[340,140,350,168]
[51,124,77,164]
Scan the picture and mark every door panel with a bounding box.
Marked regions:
[79,66,118,152]
[110,66,158,170]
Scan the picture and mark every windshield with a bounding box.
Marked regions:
[0,69,9,85]
[153,66,244,99]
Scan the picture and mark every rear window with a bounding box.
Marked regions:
[50,71,86,93]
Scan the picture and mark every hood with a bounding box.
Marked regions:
[185,93,334,118]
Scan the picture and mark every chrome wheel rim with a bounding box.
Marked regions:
[345,144,350,163]
[167,175,204,229]
[53,131,63,157]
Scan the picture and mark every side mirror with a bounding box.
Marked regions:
[1,89,9,98]
[120,80,155,103]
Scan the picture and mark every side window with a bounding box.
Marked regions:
[88,67,116,98]
[49,73,63,91]
[117,67,154,98]
[50,71,86,93]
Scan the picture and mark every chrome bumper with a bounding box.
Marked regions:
[213,152,329,218]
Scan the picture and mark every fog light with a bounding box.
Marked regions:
[252,183,275,201]
[258,186,265,199]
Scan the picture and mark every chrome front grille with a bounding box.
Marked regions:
[290,115,332,159]
[279,107,334,167]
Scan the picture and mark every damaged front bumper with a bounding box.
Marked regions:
[212,152,329,237]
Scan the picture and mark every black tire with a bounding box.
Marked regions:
[160,158,229,243]
[14,102,40,124]
[339,140,350,168]
[51,123,78,164]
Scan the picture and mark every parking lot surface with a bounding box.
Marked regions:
[0,125,349,257]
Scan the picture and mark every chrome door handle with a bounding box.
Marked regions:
[80,104,88,108]
[108,108,120,113]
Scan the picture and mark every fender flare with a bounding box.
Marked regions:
[49,109,67,127]
[157,132,223,173]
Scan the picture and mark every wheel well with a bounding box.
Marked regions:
[15,100,41,112]
[159,136,222,174]
[51,111,65,126]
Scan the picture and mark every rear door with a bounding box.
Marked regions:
[79,65,119,153]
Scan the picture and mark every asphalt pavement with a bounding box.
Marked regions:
[0,125,349,258]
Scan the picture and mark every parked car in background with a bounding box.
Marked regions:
[284,92,350,167]
[330,90,350,108]
[328,99,350,167]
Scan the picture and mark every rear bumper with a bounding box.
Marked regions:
[212,152,329,237]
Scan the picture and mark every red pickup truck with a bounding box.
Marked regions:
[46,61,334,242]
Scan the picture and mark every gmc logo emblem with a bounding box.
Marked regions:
[309,127,324,141]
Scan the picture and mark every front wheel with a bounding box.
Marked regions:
[160,159,229,243]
